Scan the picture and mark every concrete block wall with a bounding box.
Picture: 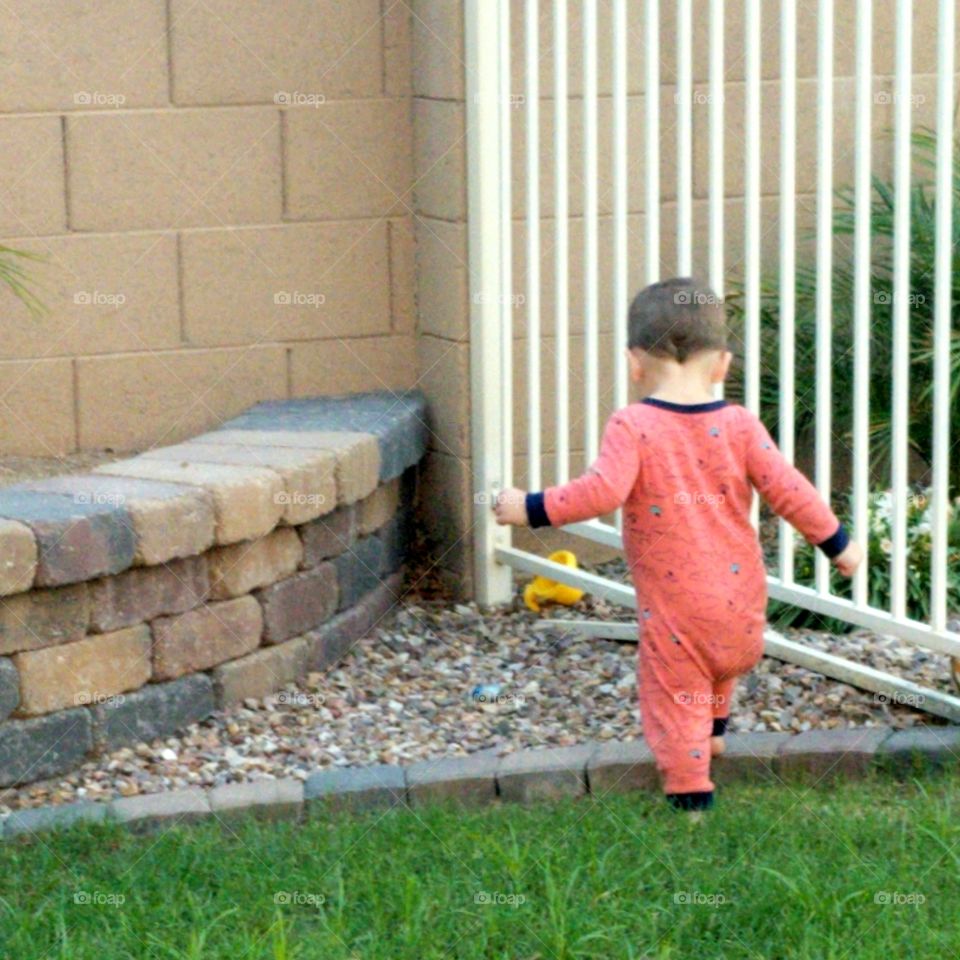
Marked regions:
[0,0,417,456]
[0,391,426,789]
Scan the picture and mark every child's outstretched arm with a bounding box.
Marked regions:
[493,411,640,528]
[741,409,862,576]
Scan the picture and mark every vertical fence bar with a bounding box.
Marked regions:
[890,0,912,618]
[814,0,834,592]
[852,0,872,607]
[709,0,724,401]
[778,0,797,584]
[744,0,761,528]
[612,0,628,408]
[554,0,570,484]
[583,0,600,464]
[645,0,660,283]
[930,0,953,633]
[676,0,693,274]
[525,0,541,492]
[499,0,513,494]
[466,0,512,604]
[708,0,724,294]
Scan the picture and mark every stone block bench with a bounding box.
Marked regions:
[0,390,427,789]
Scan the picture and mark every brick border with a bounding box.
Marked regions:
[3,725,960,839]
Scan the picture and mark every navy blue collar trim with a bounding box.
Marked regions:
[641,397,729,413]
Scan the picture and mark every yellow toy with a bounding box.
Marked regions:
[523,549,586,612]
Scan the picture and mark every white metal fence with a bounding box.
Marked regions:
[467,1,960,718]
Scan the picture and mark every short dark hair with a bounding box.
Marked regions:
[627,277,727,362]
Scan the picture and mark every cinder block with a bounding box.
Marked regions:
[67,108,281,230]
[92,674,215,751]
[305,764,406,813]
[0,0,168,112]
[413,99,465,221]
[76,346,287,453]
[18,474,216,567]
[586,739,660,796]
[0,233,180,359]
[0,490,136,587]
[152,597,263,680]
[208,778,303,823]
[95,459,284,545]
[0,519,37,595]
[14,624,152,716]
[256,565,338,644]
[170,0,382,103]
[285,99,412,220]
[358,480,399,536]
[412,0,464,99]
[0,709,92,788]
[4,801,109,837]
[383,2,412,96]
[180,220,391,347]
[111,788,211,832]
[497,743,597,803]
[0,358,74,456]
[416,335,469,458]
[0,582,89,655]
[289,337,417,400]
[0,658,19,721]
[406,751,500,807]
[143,442,336,525]
[415,218,468,341]
[334,536,386,611]
[778,727,893,783]
[389,218,416,334]
[300,504,356,565]
[212,637,308,706]
[711,732,792,785]
[0,116,65,235]
[208,528,303,599]
[89,555,209,632]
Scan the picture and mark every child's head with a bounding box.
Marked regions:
[626,277,731,390]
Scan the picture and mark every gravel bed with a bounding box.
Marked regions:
[0,559,952,813]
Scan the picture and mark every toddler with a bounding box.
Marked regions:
[493,277,863,812]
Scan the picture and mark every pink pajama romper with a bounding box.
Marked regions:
[525,396,848,807]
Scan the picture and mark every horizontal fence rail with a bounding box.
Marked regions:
[468,0,960,716]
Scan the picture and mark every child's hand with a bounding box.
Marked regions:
[492,487,529,526]
[832,540,864,577]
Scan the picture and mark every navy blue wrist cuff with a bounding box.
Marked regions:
[817,522,850,559]
[525,491,551,528]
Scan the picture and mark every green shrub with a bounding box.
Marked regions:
[0,243,47,317]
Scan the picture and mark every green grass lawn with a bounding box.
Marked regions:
[2,773,959,959]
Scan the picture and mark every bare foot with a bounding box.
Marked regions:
[710,736,726,757]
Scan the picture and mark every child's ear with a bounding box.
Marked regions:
[626,347,644,383]
[711,350,733,383]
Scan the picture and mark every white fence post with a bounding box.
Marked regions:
[466,0,513,606]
